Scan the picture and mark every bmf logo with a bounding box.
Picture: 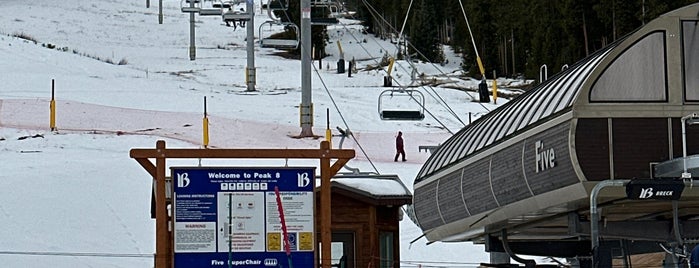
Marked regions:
[264,258,278,266]
[638,188,674,199]
[177,173,190,188]
[297,172,310,187]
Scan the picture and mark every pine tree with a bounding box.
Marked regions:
[409,0,442,63]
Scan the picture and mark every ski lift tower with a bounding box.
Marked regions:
[299,0,314,137]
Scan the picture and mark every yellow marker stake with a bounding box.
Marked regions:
[325,128,332,148]
[203,117,209,148]
[492,79,498,104]
[50,99,56,131]
[50,79,56,131]
[387,57,395,77]
[325,108,332,148]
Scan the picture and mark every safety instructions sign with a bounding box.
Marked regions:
[171,167,316,267]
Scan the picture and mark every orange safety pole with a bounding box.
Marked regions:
[492,70,498,104]
[203,97,209,148]
[325,108,332,149]
[50,79,56,131]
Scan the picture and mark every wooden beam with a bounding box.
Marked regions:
[329,158,350,177]
[130,147,355,159]
[135,158,156,177]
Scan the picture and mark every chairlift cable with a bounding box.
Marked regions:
[332,11,456,133]
[296,29,381,174]
[458,0,486,79]
[360,0,482,114]
[395,0,414,57]
[341,1,471,128]
[311,61,381,174]
[357,0,487,118]
[333,5,456,134]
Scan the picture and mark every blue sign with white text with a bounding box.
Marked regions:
[171,167,316,268]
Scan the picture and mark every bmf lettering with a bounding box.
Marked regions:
[535,141,556,173]
[639,188,673,199]
[177,173,190,188]
[297,172,310,187]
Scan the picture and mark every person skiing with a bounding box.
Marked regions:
[394,131,406,162]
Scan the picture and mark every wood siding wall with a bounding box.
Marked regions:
[316,192,402,268]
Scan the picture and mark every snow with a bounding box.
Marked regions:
[0,0,532,267]
[333,177,410,197]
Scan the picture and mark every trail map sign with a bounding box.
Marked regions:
[171,167,316,267]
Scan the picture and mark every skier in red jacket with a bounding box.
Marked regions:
[394,131,406,162]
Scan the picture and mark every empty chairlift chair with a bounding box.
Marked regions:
[222,7,250,27]
[181,0,202,12]
[181,0,222,16]
[259,21,300,49]
[310,0,339,25]
[199,0,225,16]
[378,89,426,120]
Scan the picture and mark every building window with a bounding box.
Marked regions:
[590,31,667,102]
[379,232,394,268]
[320,232,354,268]
[683,21,699,101]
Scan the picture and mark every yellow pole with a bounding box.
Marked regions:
[50,79,56,131]
[325,108,332,148]
[476,57,486,78]
[492,70,498,104]
[203,97,209,148]
[492,79,498,104]
[336,40,344,59]
[387,57,396,77]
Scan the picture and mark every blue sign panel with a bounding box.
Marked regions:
[171,167,316,268]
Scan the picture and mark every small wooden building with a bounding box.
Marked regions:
[316,174,412,268]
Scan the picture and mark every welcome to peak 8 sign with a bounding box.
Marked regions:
[171,167,316,268]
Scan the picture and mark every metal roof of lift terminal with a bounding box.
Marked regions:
[410,2,699,262]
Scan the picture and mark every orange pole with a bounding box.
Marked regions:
[50,79,56,131]
[203,97,209,148]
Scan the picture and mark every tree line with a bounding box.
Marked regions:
[344,0,698,80]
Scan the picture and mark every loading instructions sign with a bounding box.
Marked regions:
[171,167,316,267]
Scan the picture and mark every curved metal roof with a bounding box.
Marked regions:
[415,45,618,183]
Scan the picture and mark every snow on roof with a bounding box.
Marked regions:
[333,176,412,197]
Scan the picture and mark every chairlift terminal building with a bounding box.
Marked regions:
[412,3,699,266]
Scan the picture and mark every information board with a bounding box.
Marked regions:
[171,167,316,267]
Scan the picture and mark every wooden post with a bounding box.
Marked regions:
[320,141,331,268]
[155,140,170,268]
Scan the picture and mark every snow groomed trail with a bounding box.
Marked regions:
[0,98,448,164]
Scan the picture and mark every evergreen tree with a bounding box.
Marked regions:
[353,0,699,80]
[409,0,442,63]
